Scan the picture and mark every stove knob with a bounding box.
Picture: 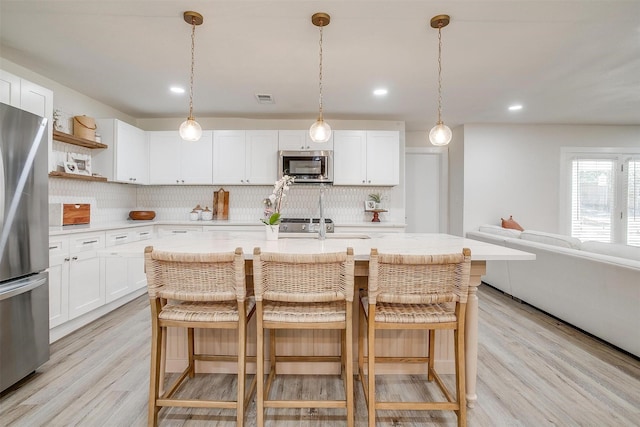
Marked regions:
[302,225,306,231]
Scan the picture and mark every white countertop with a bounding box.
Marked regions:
[49,220,407,236]
[99,231,535,262]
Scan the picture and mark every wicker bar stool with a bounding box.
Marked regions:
[252,247,355,427]
[144,246,256,427]
[358,248,472,427]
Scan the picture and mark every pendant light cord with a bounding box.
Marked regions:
[318,24,324,120]
[188,17,196,120]
[436,25,443,124]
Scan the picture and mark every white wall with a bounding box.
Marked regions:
[460,124,640,235]
[448,126,465,236]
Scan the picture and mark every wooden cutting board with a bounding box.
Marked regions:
[213,188,229,220]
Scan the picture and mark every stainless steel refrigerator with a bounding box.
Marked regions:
[0,102,50,392]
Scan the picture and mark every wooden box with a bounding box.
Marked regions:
[49,203,91,226]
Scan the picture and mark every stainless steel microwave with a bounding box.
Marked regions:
[278,150,333,183]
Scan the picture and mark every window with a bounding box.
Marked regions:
[564,149,640,247]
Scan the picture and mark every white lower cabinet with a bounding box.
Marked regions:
[49,226,152,339]
[103,227,151,303]
[68,250,103,319]
[48,236,70,328]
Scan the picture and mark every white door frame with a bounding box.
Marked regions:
[405,147,448,233]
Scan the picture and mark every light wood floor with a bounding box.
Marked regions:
[1,285,638,426]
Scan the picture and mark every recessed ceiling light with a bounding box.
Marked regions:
[508,104,523,111]
[170,86,185,94]
[373,88,388,96]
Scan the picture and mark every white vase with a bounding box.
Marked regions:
[265,224,279,241]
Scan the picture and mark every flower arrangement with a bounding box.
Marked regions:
[261,175,295,229]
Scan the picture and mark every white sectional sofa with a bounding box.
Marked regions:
[466,225,640,357]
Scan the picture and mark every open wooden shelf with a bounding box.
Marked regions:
[49,171,108,182]
[53,130,108,149]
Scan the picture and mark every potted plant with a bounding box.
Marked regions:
[261,175,295,239]
[368,193,382,209]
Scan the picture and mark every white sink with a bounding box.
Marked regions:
[279,233,371,240]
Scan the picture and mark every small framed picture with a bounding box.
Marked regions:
[365,200,376,210]
[64,161,79,174]
[67,152,91,176]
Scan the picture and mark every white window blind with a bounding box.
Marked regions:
[571,159,616,242]
[628,160,640,246]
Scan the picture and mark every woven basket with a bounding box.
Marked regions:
[73,115,97,141]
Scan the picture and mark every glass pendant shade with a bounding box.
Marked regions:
[309,118,332,143]
[429,122,452,146]
[179,118,202,142]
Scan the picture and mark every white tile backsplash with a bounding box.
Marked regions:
[49,180,398,224]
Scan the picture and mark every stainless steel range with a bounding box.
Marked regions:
[279,218,334,233]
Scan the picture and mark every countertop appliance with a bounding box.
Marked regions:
[279,217,334,233]
[279,150,333,184]
[0,102,50,393]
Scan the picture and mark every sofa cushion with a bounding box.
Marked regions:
[520,230,582,249]
[479,224,522,238]
[501,215,524,231]
[581,241,640,261]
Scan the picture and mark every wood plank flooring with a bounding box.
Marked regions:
[1,285,638,426]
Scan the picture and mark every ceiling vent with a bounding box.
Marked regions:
[255,93,275,104]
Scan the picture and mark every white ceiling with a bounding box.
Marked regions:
[1,0,639,131]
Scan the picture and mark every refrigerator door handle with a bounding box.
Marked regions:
[0,145,4,227]
[0,275,47,301]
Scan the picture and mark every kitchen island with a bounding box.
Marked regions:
[104,231,534,408]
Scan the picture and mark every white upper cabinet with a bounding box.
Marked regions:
[213,130,278,185]
[333,130,399,186]
[148,130,213,184]
[1,69,54,171]
[0,70,21,108]
[94,119,149,184]
[278,130,334,151]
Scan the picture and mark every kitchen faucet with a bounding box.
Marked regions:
[318,184,326,240]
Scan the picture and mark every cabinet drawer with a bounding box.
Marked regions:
[156,225,202,237]
[49,236,70,265]
[106,230,134,246]
[69,232,105,253]
[135,227,154,241]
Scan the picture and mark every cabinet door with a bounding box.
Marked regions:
[48,236,70,328]
[278,130,334,151]
[104,257,130,303]
[213,130,246,184]
[68,251,104,320]
[366,131,399,185]
[278,130,309,151]
[333,131,367,185]
[116,120,148,184]
[246,130,278,184]
[181,130,213,184]
[149,131,181,184]
[128,257,147,291]
[0,70,21,107]
[19,79,53,118]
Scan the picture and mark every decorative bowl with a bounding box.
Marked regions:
[129,210,156,221]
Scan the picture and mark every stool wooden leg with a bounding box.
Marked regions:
[187,327,195,378]
[428,329,435,381]
[346,305,354,427]
[256,304,265,427]
[237,304,247,427]
[367,304,376,427]
[148,320,162,426]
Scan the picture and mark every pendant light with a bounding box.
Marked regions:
[309,12,331,144]
[179,11,203,142]
[429,14,452,146]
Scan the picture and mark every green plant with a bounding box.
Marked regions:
[368,193,382,203]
